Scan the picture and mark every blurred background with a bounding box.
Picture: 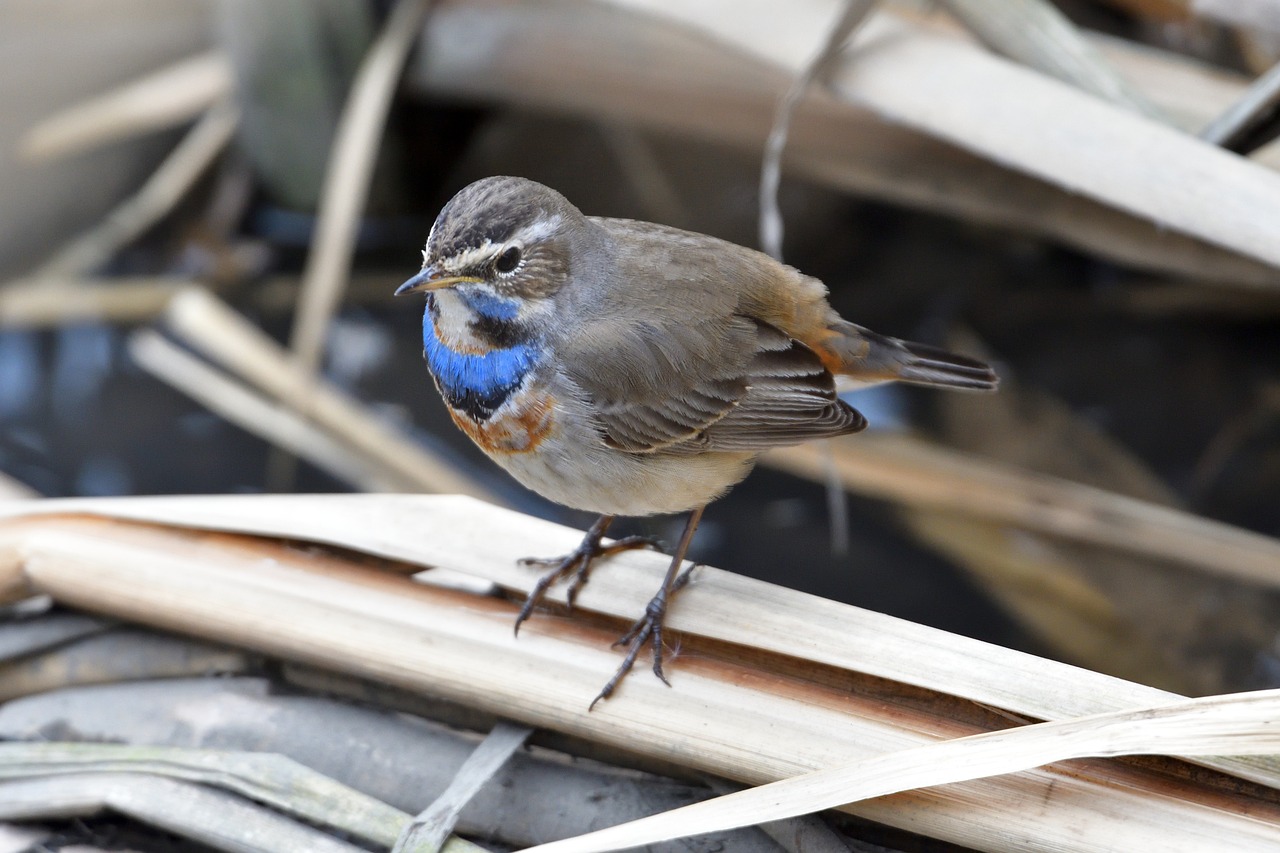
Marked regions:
[3,0,1280,706]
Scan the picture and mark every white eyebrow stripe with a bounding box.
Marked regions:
[438,241,499,273]
[510,214,561,245]
[427,212,560,272]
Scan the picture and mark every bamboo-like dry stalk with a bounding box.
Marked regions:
[2,497,1278,775]
[0,500,1275,852]
[0,274,406,330]
[18,52,231,162]
[764,433,1280,589]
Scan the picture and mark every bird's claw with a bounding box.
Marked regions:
[590,562,699,709]
[514,530,662,635]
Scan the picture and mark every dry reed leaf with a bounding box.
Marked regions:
[0,742,409,848]
[0,773,370,853]
[520,689,1280,853]
[393,722,532,853]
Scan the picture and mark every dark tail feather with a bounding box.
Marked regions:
[827,321,999,391]
[894,339,999,391]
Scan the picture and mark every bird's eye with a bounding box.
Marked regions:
[494,246,521,274]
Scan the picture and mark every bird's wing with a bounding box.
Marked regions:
[560,315,865,454]
[697,322,866,452]
[557,309,752,452]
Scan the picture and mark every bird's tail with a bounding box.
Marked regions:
[821,320,998,392]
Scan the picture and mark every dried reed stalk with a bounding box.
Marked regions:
[0,274,406,329]
[128,330,403,491]
[0,278,187,327]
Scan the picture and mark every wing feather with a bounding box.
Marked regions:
[562,312,865,454]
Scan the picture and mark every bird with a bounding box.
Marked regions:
[397,175,997,706]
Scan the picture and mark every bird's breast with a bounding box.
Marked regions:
[448,384,558,456]
[422,296,555,454]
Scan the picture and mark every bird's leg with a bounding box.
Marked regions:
[514,514,662,635]
[591,506,705,709]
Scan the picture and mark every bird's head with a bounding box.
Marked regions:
[396,176,583,314]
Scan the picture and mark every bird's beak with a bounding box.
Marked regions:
[394,267,482,296]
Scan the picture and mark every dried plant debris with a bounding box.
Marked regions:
[0,676,803,853]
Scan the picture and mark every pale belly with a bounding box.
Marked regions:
[494,433,758,516]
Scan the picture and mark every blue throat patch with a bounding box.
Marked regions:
[457,288,519,321]
[422,295,539,421]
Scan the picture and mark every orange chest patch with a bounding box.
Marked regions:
[449,388,556,455]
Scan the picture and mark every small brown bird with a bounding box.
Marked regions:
[398,176,997,705]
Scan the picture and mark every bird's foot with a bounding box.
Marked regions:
[514,516,661,635]
[590,562,698,709]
